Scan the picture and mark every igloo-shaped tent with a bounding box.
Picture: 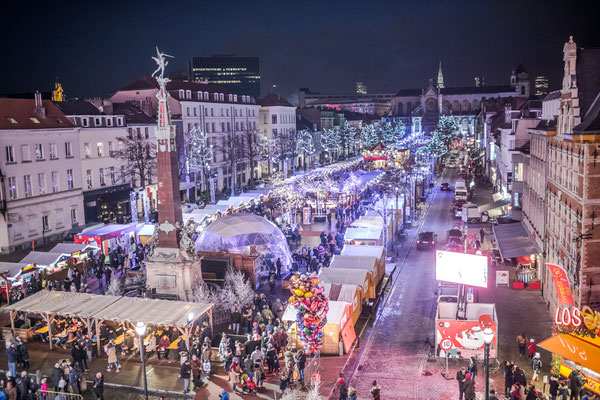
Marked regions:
[195,213,292,271]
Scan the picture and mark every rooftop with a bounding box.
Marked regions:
[0,98,74,130]
[55,101,103,116]
[259,92,294,107]
[112,102,155,124]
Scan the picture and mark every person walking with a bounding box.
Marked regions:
[504,361,515,396]
[338,374,348,400]
[516,333,528,357]
[468,356,478,379]
[527,339,536,359]
[279,369,288,394]
[479,228,486,243]
[230,308,241,335]
[370,380,381,400]
[6,344,18,378]
[464,373,476,400]
[549,375,559,400]
[456,367,467,400]
[104,340,120,373]
[531,353,542,383]
[93,372,104,400]
[294,350,306,385]
[179,359,192,394]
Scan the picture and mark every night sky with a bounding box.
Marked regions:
[2,0,598,103]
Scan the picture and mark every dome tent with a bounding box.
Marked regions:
[195,213,292,270]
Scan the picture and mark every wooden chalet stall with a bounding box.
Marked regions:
[318,267,373,300]
[340,245,386,284]
[329,254,382,297]
[322,282,363,325]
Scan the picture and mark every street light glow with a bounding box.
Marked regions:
[135,321,147,336]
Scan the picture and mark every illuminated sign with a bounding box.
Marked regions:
[435,250,488,288]
[555,306,600,334]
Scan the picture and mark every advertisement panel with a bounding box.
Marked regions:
[436,250,488,288]
[546,263,575,306]
[435,315,498,359]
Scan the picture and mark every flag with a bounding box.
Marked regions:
[547,263,575,306]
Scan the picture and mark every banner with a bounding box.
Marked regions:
[435,314,497,359]
[547,263,575,306]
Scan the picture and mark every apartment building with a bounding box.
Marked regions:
[0,95,84,253]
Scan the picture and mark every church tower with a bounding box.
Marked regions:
[437,61,445,89]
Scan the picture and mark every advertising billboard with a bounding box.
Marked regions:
[436,250,488,288]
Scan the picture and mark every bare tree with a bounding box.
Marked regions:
[240,127,262,185]
[112,133,157,189]
[297,129,317,171]
[185,127,213,196]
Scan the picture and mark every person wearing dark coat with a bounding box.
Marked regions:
[513,366,527,386]
[456,367,467,400]
[93,372,104,400]
[71,345,85,370]
[549,375,559,400]
[338,375,348,400]
[463,374,476,400]
[568,366,587,400]
[15,371,28,400]
[51,363,63,391]
[504,361,514,396]
[17,341,29,370]
[179,360,192,393]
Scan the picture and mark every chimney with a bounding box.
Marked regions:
[33,91,46,119]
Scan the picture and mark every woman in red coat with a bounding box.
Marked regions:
[527,339,536,359]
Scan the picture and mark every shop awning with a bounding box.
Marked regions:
[20,252,67,267]
[516,256,531,265]
[478,199,511,213]
[492,223,538,259]
[538,334,600,373]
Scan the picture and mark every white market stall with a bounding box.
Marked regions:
[343,226,384,246]
[318,267,373,300]
[341,245,386,283]
[329,254,382,296]
[321,282,363,325]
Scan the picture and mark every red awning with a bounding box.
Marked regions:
[516,256,531,265]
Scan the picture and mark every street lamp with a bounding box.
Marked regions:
[482,327,494,400]
[135,321,149,400]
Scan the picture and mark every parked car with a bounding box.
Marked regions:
[417,231,437,250]
[440,182,451,191]
[446,229,463,249]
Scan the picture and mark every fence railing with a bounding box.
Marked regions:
[305,353,321,384]
[37,389,84,400]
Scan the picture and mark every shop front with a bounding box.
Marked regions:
[83,184,132,223]
[492,222,541,289]
[74,223,138,255]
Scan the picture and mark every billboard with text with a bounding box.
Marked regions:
[436,250,488,288]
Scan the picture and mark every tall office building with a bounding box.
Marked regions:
[535,75,549,97]
[356,81,367,94]
[188,55,260,98]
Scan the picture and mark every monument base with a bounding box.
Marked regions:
[146,247,202,301]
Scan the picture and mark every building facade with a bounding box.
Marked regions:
[0,96,84,253]
[188,55,260,98]
[259,93,299,175]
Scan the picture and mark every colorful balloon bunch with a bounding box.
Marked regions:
[288,273,329,354]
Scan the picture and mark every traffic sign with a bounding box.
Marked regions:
[467,233,476,242]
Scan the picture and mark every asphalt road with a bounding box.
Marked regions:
[349,168,458,399]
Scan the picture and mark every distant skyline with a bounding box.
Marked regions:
[2,0,599,103]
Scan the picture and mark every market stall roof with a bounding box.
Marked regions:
[93,296,212,327]
[330,255,378,274]
[478,199,511,213]
[6,290,213,328]
[344,227,382,240]
[77,223,137,238]
[5,291,121,319]
[282,301,348,325]
[20,251,67,266]
[202,204,231,212]
[350,216,384,229]
[538,334,600,373]
[341,245,385,259]
[322,282,361,304]
[0,262,29,279]
[50,243,98,255]
[319,267,369,287]
[492,222,539,259]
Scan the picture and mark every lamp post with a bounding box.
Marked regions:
[135,321,149,400]
[482,327,494,400]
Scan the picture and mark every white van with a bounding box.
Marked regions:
[461,203,489,224]
[454,188,468,201]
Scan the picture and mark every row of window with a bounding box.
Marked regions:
[5,142,72,163]
[84,141,118,158]
[187,121,257,134]
[9,208,78,239]
[86,167,117,188]
[185,105,257,118]
[263,113,295,125]
[73,116,124,128]
[178,90,254,104]
[7,169,74,200]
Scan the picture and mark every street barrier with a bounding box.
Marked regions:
[36,390,84,400]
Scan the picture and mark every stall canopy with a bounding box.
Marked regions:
[341,245,385,260]
[319,268,372,299]
[0,262,29,280]
[329,255,382,293]
[322,282,363,325]
[492,223,538,259]
[478,199,511,213]
[538,334,600,373]
[344,227,383,242]
[6,291,121,319]
[20,252,67,267]
[50,243,98,256]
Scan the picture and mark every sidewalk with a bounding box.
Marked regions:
[416,182,555,399]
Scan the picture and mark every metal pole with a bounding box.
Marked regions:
[139,334,149,400]
[484,342,490,400]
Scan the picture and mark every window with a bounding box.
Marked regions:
[179,89,184,98]
[110,167,116,184]
[28,215,37,234]
[193,107,197,116]
[23,175,32,197]
[66,169,74,189]
[108,141,114,154]
[117,117,123,126]
[82,118,89,127]
[55,209,64,228]
[272,128,277,137]
[84,142,91,158]
[219,94,224,101]
[65,142,72,157]
[213,93,218,101]
[5,146,15,163]
[186,107,190,116]
[99,168,105,185]
[107,118,112,127]
[272,114,277,124]
[21,145,31,162]
[6,117,18,124]
[186,90,191,99]
[121,166,126,183]
[145,127,149,139]
[86,170,93,188]
[49,143,57,159]
[71,208,78,225]
[8,177,17,200]
[33,144,44,160]
[137,128,141,139]
[51,171,59,192]
[30,117,41,124]
[94,117,101,126]
[211,108,214,117]
[97,142,104,157]
[42,214,49,232]
[38,173,46,194]
[11,219,21,239]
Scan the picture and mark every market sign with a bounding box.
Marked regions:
[547,263,575,306]
[555,306,600,335]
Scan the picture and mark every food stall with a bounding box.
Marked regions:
[539,306,600,396]
[341,245,386,280]
[318,267,373,300]
[0,262,29,302]
[74,223,137,255]
[136,224,156,246]
[329,255,379,298]
[283,301,356,354]
[50,243,99,258]
[321,283,363,325]
[435,302,498,359]
[343,226,384,246]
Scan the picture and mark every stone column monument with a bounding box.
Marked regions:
[145,47,201,300]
